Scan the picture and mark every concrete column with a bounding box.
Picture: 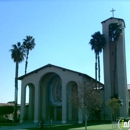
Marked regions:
[20,83,26,123]
[34,83,40,123]
[117,26,128,117]
[68,86,72,120]
[102,18,115,120]
[42,83,46,120]
[62,81,67,124]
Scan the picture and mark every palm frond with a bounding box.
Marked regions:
[109,23,122,41]
[89,31,106,54]
[10,42,25,63]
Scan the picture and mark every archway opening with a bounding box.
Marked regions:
[24,83,35,121]
[39,72,62,121]
[67,81,78,122]
[26,86,29,104]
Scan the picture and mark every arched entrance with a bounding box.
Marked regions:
[67,81,78,122]
[39,72,62,121]
[24,83,35,121]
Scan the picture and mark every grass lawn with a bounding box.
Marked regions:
[26,123,129,130]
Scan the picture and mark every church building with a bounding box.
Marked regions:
[18,64,104,123]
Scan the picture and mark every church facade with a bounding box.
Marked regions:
[18,64,104,123]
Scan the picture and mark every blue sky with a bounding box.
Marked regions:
[0,0,130,103]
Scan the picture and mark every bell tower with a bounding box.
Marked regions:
[101,17,128,118]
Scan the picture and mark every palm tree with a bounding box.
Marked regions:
[10,42,25,121]
[89,31,106,89]
[109,23,122,42]
[23,36,35,74]
[109,23,122,95]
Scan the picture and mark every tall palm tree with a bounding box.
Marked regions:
[109,23,122,95]
[23,36,35,74]
[10,42,25,121]
[89,31,106,89]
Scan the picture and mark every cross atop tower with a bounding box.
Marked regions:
[110,8,115,17]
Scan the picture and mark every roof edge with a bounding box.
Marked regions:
[18,63,104,85]
[101,17,125,27]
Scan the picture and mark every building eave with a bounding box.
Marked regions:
[101,17,126,27]
[18,63,104,86]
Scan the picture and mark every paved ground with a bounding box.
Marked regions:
[0,121,62,130]
[0,122,37,130]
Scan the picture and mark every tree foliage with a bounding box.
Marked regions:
[0,106,14,115]
[107,94,122,113]
[89,31,106,55]
[10,42,25,63]
[107,98,120,114]
[107,94,122,125]
[71,82,102,130]
[109,23,122,42]
[7,101,15,104]
[23,36,35,74]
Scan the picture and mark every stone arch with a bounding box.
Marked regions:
[24,83,35,121]
[39,72,62,121]
[66,81,78,122]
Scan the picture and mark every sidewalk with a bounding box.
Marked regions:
[0,120,65,129]
[0,122,36,130]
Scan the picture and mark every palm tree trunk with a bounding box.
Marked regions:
[25,49,29,74]
[98,54,100,90]
[14,62,18,122]
[95,54,98,89]
[98,54,100,83]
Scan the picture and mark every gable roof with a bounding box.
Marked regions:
[101,17,125,27]
[18,63,103,85]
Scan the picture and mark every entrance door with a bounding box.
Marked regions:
[57,106,62,120]
[53,106,62,121]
